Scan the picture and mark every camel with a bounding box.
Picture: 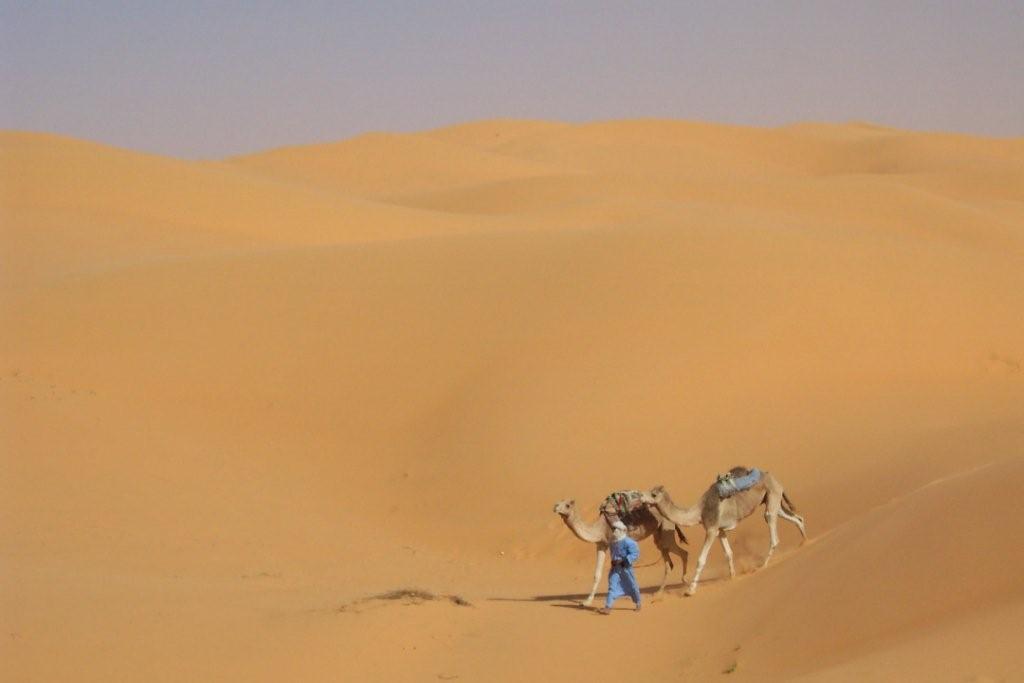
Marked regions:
[553,497,688,607]
[640,467,806,596]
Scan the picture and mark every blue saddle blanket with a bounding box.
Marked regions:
[715,468,762,497]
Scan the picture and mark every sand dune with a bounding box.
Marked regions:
[227,129,560,198]
[0,132,508,287]
[2,119,1023,681]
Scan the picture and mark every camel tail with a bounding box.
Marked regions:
[676,526,689,545]
[782,491,798,514]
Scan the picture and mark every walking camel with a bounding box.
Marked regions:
[553,498,688,607]
[640,467,806,596]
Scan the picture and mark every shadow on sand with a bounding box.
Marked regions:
[487,580,712,607]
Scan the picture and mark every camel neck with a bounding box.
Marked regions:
[661,492,703,527]
[562,509,606,544]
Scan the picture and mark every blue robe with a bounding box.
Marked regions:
[605,535,641,608]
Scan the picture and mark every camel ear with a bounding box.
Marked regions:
[569,499,575,506]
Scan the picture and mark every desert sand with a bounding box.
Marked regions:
[2,119,1023,681]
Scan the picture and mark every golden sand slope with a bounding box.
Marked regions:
[2,120,1023,681]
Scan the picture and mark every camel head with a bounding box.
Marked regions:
[552,499,576,517]
[641,486,666,505]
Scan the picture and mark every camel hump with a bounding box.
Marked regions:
[714,467,762,498]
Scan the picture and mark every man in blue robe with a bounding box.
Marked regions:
[598,520,641,614]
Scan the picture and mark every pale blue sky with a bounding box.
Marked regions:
[2,1,1022,158]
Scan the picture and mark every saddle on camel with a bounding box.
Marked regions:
[600,490,648,527]
[713,466,763,498]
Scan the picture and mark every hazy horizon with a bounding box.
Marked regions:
[3,1,1022,158]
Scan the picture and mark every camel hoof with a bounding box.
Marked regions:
[684,588,697,597]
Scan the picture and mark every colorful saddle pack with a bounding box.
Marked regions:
[600,489,647,525]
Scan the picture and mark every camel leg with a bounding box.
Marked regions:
[778,507,807,542]
[672,535,689,583]
[582,546,607,606]
[686,527,718,596]
[660,526,689,583]
[656,546,671,599]
[719,531,736,579]
[652,529,675,599]
[653,528,688,598]
[759,489,785,569]
[761,512,780,569]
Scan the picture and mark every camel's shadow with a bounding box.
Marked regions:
[487,578,727,608]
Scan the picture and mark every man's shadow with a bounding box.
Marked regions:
[487,580,716,610]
